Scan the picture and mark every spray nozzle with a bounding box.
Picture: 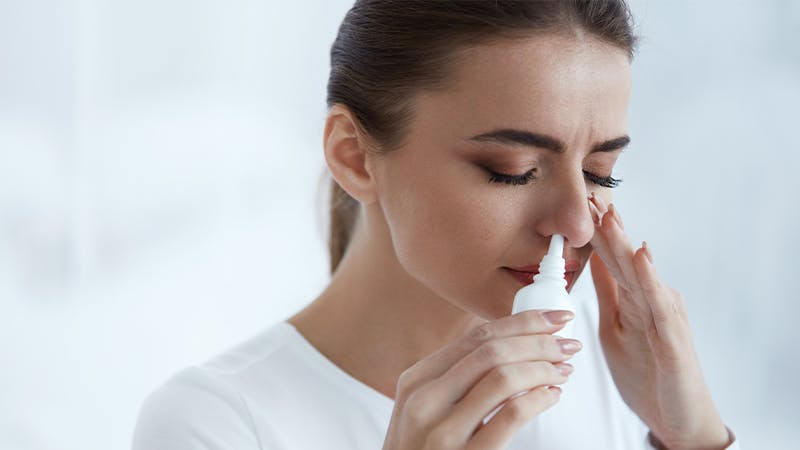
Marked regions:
[532,234,566,285]
[547,234,564,259]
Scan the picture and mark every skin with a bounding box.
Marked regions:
[289,34,730,449]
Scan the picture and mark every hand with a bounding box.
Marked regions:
[587,193,730,450]
[382,309,581,450]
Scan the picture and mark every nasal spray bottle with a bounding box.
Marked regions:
[511,234,575,338]
[482,234,575,426]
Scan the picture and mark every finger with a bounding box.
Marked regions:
[589,191,610,225]
[590,252,621,333]
[599,203,641,293]
[631,241,677,336]
[426,334,580,406]
[588,192,604,225]
[398,309,573,396]
[599,204,660,329]
[590,191,625,231]
[445,360,570,438]
[466,385,562,450]
[588,197,626,283]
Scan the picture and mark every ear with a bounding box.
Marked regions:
[323,104,379,204]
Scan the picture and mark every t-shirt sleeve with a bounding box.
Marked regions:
[132,366,262,450]
[644,426,740,450]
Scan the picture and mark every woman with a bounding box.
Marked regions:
[133,1,739,449]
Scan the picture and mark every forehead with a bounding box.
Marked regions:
[413,34,632,143]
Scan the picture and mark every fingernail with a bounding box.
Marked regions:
[642,241,654,263]
[542,310,575,325]
[557,338,582,354]
[556,363,574,376]
[608,203,624,230]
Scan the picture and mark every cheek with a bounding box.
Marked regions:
[379,163,519,310]
[385,168,508,268]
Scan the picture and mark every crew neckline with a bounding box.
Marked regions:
[279,321,396,413]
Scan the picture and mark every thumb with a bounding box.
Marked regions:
[590,251,620,333]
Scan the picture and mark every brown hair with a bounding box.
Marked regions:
[325,0,638,275]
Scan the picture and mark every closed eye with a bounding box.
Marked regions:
[486,168,536,185]
[583,170,622,188]
[486,169,622,188]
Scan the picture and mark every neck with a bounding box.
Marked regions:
[288,205,484,400]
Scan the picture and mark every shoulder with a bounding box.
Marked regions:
[132,322,297,450]
[132,366,262,449]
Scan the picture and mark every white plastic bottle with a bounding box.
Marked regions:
[511,234,575,338]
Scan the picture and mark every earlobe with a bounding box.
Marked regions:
[323,104,379,204]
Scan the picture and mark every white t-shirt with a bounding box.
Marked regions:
[132,274,739,449]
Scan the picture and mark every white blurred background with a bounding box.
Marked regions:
[1,1,798,449]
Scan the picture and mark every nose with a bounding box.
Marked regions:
[534,172,596,248]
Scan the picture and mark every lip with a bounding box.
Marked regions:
[504,259,581,288]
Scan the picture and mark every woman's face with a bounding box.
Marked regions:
[370,34,632,320]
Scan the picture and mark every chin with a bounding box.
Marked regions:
[567,261,589,293]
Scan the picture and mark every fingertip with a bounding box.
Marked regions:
[633,242,646,259]
[634,243,654,268]
[642,241,654,263]
[548,385,562,397]
[632,242,660,285]
[587,195,602,227]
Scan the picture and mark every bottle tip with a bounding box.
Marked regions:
[530,233,568,289]
[548,234,564,257]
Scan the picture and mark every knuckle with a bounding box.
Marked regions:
[404,389,434,424]
[476,341,505,364]
[488,364,516,390]
[642,283,659,297]
[542,335,561,357]
[531,360,552,376]
[527,361,556,384]
[546,334,561,353]
[522,310,546,330]
[396,367,419,398]
[468,322,494,344]
[502,398,528,424]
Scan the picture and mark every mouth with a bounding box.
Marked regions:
[503,260,581,289]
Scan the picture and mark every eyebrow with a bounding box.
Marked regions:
[466,128,631,154]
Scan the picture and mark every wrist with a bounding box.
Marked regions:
[648,425,735,450]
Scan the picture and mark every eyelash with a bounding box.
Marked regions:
[487,169,622,188]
